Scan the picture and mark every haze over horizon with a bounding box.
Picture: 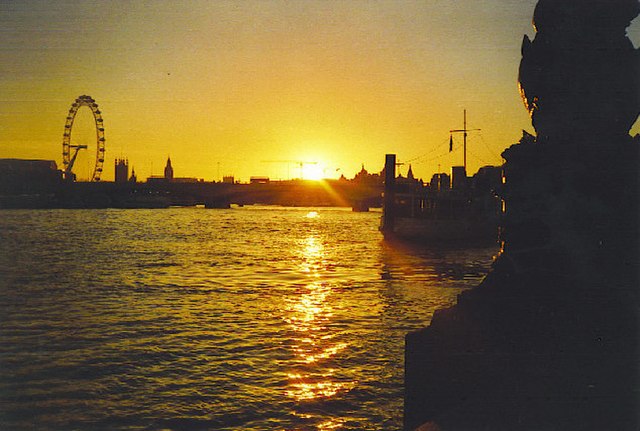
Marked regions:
[1,1,639,182]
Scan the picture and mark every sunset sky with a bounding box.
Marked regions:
[1,1,638,182]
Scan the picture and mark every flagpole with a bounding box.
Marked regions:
[449,109,480,174]
[464,109,467,171]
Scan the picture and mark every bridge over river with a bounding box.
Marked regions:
[1,179,383,210]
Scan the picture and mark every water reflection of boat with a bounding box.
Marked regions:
[380,240,497,286]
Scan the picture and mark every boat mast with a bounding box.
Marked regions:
[464,110,467,170]
[449,109,480,172]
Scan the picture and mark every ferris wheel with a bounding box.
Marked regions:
[62,95,106,181]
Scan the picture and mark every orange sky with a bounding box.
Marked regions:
[1,1,638,182]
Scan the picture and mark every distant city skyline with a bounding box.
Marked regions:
[1,0,639,182]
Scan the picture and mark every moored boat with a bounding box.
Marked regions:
[381,163,501,244]
[380,111,502,245]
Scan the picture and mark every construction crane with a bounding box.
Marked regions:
[64,144,88,181]
[261,160,318,180]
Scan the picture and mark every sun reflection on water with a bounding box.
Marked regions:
[283,231,355,419]
[286,371,355,400]
[284,278,347,365]
[299,236,325,275]
[282,416,346,431]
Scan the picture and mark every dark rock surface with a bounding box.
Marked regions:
[405,263,638,430]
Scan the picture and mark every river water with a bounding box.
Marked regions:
[0,206,497,431]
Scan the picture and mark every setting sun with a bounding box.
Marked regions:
[302,163,324,181]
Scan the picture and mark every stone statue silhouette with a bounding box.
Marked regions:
[406,3,640,429]
[519,0,640,145]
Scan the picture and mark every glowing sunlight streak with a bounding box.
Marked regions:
[317,180,350,207]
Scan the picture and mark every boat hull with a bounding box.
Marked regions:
[381,215,498,244]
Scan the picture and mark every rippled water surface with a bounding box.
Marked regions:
[0,207,497,430]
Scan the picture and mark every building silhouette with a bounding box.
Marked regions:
[164,157,173,181]
[0,159,62,194]
[352,164,382,185]
[115,158,128,183]
[147,157,199,184]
